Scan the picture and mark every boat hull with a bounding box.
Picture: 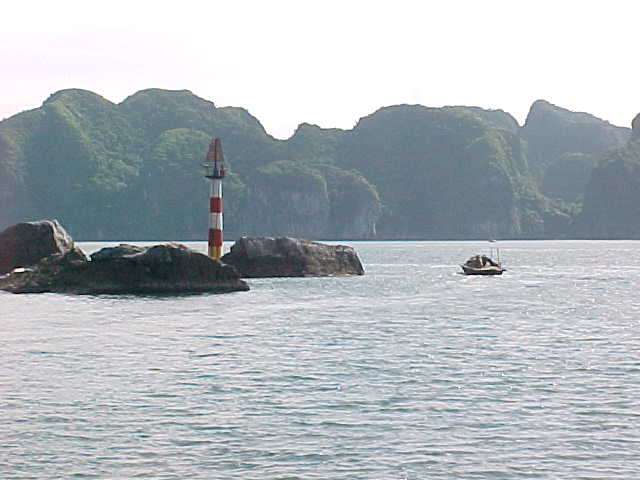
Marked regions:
[460,265,505,275]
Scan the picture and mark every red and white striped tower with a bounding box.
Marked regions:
[203,138,225,259]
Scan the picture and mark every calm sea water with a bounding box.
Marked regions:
[2,240,640,479]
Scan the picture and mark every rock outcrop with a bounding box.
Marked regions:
[0,220,249,294]
[0,242,249,294]
[221,236,364,277]
[0,219,74,274]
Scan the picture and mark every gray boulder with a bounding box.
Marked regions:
[221,236,364,277]
[0,219,74,274]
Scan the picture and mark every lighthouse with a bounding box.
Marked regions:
[203,138,225,259]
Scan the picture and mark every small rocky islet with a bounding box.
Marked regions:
[222,236,364,278]
[0,220,364,295]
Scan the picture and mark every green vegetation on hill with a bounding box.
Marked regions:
[337,105,553,238]
[0,89,634,240]
[542,152,597,203]
[19,90,143,237]
[446,106,520,134]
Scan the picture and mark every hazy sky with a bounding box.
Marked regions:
[2,0,638,138]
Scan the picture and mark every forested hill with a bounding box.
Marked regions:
[572,113,640,238]
[521,99,631,203]
[0,89,634,240]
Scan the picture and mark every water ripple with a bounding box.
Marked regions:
[2,240,640,478]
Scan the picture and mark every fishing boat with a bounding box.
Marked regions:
[460,253,505,275]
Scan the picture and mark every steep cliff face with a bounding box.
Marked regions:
[323,166,381,239]
[0,134,19,228]
[574,114,640,238]
[541,152,598,202]
[242,161,329,238]
[241,161,381,239]
[521,100,630,182]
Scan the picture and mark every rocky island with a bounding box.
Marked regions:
[0,220,366,294]
[0,220,249,294]
[222,236,364,277]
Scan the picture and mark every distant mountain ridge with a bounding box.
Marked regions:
[0,89,635,240]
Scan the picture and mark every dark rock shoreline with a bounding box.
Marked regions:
[0,221,249,295]
[0,221,366,295]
